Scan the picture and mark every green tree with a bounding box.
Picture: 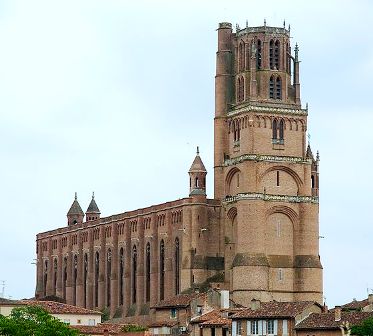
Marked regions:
[351,317,373,336]
[0,305,81,336]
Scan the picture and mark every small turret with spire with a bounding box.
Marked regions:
[188,146,207,197]
[67,192,84,226]
[86,192,101,221]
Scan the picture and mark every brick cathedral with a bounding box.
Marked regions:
[36,22,323,317]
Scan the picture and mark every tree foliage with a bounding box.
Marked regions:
[0,305,81,336]
[351,317,373,336]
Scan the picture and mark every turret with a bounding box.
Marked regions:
[85,192,101,221]
[67,192,84,226]
[188,147,207,197]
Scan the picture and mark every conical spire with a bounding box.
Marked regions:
[189,146,207,173]
[86,192,100,214]
[67,192,84,216]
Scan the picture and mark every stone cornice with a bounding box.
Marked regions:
[227,103,307,118]
[236,26,290,37]
[224,154,312,166]
[223,193,319,204]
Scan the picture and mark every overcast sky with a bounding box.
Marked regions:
[0,0,372,308]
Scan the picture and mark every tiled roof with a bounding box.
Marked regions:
[148,320,178,328]
[191,309,234,327]
[67,194,84,216]
[189,150,207,173]
[86,193,100,214]
[0,298,23,305]
[231,301,318,319]
[295,311,373,330]
[72,323,127,335]
[341,298,369,310]
[22,300,101,315]
[152,293,206,309]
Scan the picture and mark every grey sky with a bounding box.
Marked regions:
[0,0,372,307]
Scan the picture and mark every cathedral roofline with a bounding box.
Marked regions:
[37,197,221,239]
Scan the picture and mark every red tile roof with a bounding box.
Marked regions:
[231,301,319,319]
[152,293,206,309]
[295,311,373,330]
[72,323,127,335]
[341,298,369,310]
[148,320,178,328]
[22,300,101,315]
[0,298,24,306]
[190,309,234,327]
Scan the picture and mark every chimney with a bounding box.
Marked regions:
[335,306,342,321]
[250,299,261,311]
[220,290,230,309]
[369,294,373,304]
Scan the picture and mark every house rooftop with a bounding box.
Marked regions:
[231,301,319,319]
[295,311,373,330]
[22,300,101,315]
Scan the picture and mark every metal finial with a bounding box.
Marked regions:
[264,18,266,27]
[316,151,320,161]
[283,20,286,28]
[246,20,248,28]
[288,24,291,33]
[196,146,200,155]
[74,192,77,200]
[235,23,240,32]
[306,102,309,110]
[92,192,95,199]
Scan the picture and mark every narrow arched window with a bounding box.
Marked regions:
[73,254,78,305]
[269,40,274,69]
[119,247,124,306]
[84,253,88,308]
[132,245,137,304]
[95,252,99,307]
[237,77,244,103]
[146,243,151,302]
[286,43,291,74]
[43,260,48,297]
[272,119,278,140]
[279,119,284,140]
[269,76,274,98]
[239,76,244,102]
[256,39,262,69]
[175,238,180,295]
[195,177,199,188]
[311,175,315,188]
[274,40,280,70]
[160,240,165,300]
[239,42,244,71]
[53,258,57,296]
[107,249,112,307]
[63,257,67,300]
[276,76,282,99]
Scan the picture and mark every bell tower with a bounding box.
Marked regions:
[214,22,323,304]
